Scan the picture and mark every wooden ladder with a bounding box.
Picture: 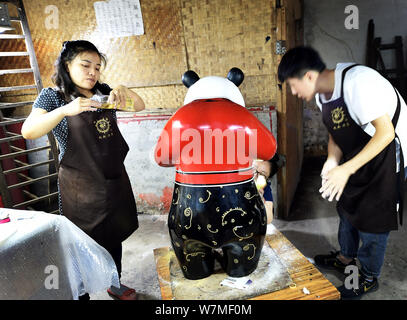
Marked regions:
[366,19,407,100]
[0,0,59,213]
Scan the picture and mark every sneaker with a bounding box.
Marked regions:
[338,273,379,300]
[314,251,356,273]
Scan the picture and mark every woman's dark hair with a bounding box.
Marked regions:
[278,46,326,83]
[52,40,109,101]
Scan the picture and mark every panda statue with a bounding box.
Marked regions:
[154,68,277,280]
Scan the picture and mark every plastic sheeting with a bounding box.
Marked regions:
[0,208,120,300]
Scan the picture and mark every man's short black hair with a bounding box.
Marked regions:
[278,46,326,83]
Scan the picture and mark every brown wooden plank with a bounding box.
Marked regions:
[249,228,340,300]
[153,247,174,301]
[275,0,304,219]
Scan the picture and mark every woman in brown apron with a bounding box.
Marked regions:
[22,40,145,300]
[278,46,406,299]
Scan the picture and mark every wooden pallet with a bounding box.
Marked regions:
[154,225,340,300]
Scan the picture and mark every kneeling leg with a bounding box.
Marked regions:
[220,236,265,277]
[169,230,215,280]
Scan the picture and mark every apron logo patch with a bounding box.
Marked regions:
[331,107,350,130]
[94,117,114,139]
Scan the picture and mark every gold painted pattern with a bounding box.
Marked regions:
[243,244,256,260]
[172,188,179,205]
[232,226,254,240]
[199,190,212,203]
[221,207,247,226]
[244,191,256,200]
[207,224,219,233]
[185,251,206,262]
[184,207,193,230]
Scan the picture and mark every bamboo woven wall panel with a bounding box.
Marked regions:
[181,0,273,76]
[19,0,186,90]
[1,0,278,110]
[136,84,187,110]
[240,74,276,107]
[181,0,276,106]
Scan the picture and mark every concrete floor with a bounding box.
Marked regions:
[91,156,407,300]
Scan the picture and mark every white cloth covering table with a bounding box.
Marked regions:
[0,208,119,300]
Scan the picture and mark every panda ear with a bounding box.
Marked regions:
[182,70,200,88]
[227,67,244,87]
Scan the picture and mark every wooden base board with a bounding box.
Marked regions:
[153,225,340,300]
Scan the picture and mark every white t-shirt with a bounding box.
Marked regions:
[316,63,407,172]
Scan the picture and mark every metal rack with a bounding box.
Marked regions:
[0,0,59,213]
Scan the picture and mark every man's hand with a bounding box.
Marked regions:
[320,158,339,190]
[319,114,395,202]
[319,164,352,201]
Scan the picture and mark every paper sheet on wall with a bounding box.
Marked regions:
[93,0,144,38]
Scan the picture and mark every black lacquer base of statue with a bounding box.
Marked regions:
[168,180,267,280]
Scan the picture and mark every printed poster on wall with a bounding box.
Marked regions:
[93,0,144,38]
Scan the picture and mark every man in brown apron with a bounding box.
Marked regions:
[278,46,406,299]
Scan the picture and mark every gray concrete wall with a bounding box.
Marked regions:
[118,114,175,215]
[303,0,407,156]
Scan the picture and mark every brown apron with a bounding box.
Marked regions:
[58,110,138,251]
[321,64,404,233]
